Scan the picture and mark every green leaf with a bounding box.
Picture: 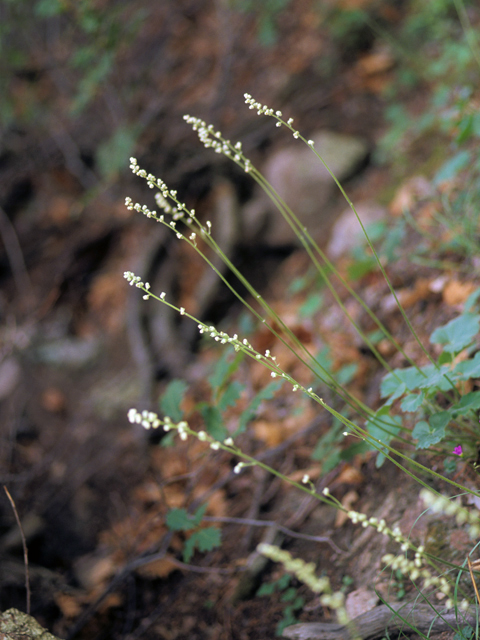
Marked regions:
[97,125,140,179]
[166,508,196,532]
[336,363,358,386]
[347,257,376,280]
[383,382,407,406]
[276,574,291,590]
[34,0,66,17]
[208,348,243,391]
[257,582,276,596]
[366,409,402,467]
[183,527,221,562]
[218,381,244,412]
[433,150,471,185]
[400,392,424,412]
[381,367,426,397]
[451,392,480,416]
[281,588,297,602]
[200,405,227,441]
[416,364,453,391]
[454,352,480,379]
[236,381,283,435]
[160,379,188,422]
[412,411,450,449]
[464,288,480,313]
[299,292,323,319]
[430,313,480,354]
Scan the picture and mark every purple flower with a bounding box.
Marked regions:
[453,445,463,456]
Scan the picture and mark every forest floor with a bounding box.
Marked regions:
[1,1,479,639]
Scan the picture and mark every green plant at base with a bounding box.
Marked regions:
[256,574,305,636]
[165,503,221,563]
[123,89,480,633]
[380,289,480,456]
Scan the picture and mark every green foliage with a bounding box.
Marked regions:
[231,0,291,47]
[379,291,480,453]
[256,574,305,636]
[159,379,188,423]
[166,504,221,563]
[158,347,285,442]
[0,0,146,127]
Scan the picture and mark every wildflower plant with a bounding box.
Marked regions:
[123,93,480,633]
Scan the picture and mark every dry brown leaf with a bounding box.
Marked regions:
[335,490,359,527]
[135,554,178,579]
[87,271,127,333]
[74,553,117,590]
[191,487,227,518]
[335,464,364,486]
[443,280,477,306]
[288,466,322,483]
[41,387,66,413]
[253,419,285,447]
[54,593,83,618]
[389,176,434,217]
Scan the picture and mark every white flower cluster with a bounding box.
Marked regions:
[197,324,255,352]
[421,490,480,539]
[345,499,468,610]
[129,157,168,192]
[127,408,240,452]
[183,115,252,172]
[123,271,152,300]
[381,549,467,610]
[244,93,305,142]
[128,408,162,429]
[257,544,350,625]
[124,196,158,219]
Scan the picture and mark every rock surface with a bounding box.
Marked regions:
[244,130,369,246]
[0,609,61,640]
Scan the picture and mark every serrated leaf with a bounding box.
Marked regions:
[451,392,480,416]
[401,392,424,412]
[412,412,450,449]
[160,379,188,422]
[200,405,227,441]
[192,503,208,527]
[235,381,283,435]
[417,364,453,392]
[218,381,244,412]
[183,527,221,562]
[430,313,480,354]
[166,508,196,532]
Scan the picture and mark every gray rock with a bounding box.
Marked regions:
[327,202,386,259]
[245,130,369,246]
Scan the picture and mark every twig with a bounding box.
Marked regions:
[3,485,30,614]
[203,515,344,554]
[0,205,34,302]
